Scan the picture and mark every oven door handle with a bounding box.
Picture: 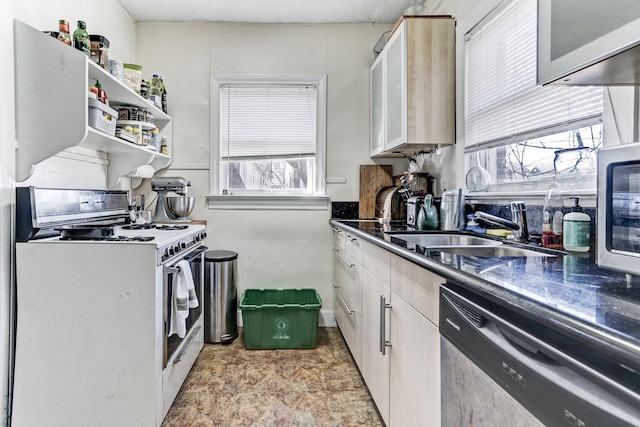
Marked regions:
[164,245,208,273]
[184,245,208,263]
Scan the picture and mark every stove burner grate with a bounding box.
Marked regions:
[156,225,189,231]
[59,235,155,242]
[121,224,157,230]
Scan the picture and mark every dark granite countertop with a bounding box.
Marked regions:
[330,219,640,371]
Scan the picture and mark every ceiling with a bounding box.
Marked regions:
[116,0,427,24]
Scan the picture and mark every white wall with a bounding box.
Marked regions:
[3,1,137,424]
[135,22,393,323]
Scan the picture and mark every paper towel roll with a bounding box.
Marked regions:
[128,165,155,178]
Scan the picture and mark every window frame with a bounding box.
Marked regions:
[208,74,328,210]
[463,0,603,195]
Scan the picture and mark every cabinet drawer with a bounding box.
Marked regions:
[333,249,362,312]
[162,319,204,417]
[334,286,362,368]
[332,227,346,251]
[390,253,442,326]
[362,240,391,286]
[343,231,363,265]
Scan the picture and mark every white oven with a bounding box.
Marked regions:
[13,187,207,426]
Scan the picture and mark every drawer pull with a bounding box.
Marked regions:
[331,227,342,233]
[334,286,355,315]
[345,234,357,242]
[333,249,354,268]
[174,325,201,364]
[380,295,392,355]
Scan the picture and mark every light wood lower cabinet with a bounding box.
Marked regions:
[389,293,441,427]
[361,268,391,425]
[355,238,442,426]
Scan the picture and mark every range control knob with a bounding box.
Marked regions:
[180,242,187,249]
[167,247,174,256]
[173,244,181,254]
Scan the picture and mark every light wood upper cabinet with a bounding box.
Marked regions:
[370,16,455,158]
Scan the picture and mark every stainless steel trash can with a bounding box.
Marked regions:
[204,250,238,343]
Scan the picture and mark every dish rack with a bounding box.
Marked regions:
[88,98,117,136]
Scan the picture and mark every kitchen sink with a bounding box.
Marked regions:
[389,233,503,247]
[433,245,563,257]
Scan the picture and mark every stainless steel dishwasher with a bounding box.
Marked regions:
[440,283,640,426]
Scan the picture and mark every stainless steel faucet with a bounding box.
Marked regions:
[475,201,529,242]
[510,201,529,243]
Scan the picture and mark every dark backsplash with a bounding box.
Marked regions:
[331,202,359,220]
[331,200,596,236]
[468,202,596,236]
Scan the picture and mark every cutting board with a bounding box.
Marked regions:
[359,164,393,219]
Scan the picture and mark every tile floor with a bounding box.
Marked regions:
[162,327,384,427]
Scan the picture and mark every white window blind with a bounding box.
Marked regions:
[464,0,603,149]
[220,85,317,159]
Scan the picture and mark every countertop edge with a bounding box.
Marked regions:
[329,219,640,367]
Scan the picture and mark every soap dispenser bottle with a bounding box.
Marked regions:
[563,197,591,252]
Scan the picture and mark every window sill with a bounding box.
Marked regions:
[206,195,330,210]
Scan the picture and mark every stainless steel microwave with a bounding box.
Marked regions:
[597,142,640,274]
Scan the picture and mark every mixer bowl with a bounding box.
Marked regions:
[166,196,195,220]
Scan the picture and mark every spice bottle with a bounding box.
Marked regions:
[160,136,168,154]
[140,79,149,99]
[73,21,91,57]
[57,20,72,46]
[160,77,168,113]
[149,74,163,109]
[94,80,108,105]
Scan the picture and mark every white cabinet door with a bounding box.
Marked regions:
[384,22,407,151]
[361,269,391,425]
[389,293,440,427]
[370,54,385,156]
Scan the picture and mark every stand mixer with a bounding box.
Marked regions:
[151,177,193,223]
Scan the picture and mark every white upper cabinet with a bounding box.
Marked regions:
[370,55,385,156]
[369,17,455,158]
[14,19,172,188]
[538,0,640,85]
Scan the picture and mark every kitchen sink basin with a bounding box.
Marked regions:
[389,233,503,247]
[433,245,563,257]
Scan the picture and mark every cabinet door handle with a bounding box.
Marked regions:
[334,285,355,315]
[380,295,392,355]
[333,249,355,268]
[331,227,342,233]
[345,234,357,242]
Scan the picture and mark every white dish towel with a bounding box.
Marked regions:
[168,260,199,338]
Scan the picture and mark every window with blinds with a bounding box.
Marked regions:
[211,75,326,196]
[464,0,603,190]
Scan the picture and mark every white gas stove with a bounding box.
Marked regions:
[13,187,207,426]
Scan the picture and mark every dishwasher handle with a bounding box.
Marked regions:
[498,326,552,361]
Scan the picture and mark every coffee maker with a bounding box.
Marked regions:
[151,177,191,223]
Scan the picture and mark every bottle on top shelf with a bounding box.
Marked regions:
[160,76,167,113]
[149,74,166,110]
[73,20,90,57]
[94,80,108,105]
[57,20,71,46]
